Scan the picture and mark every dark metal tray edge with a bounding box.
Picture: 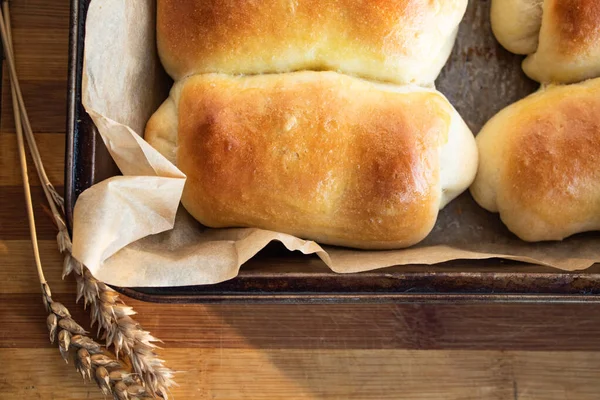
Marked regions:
[116,288,600,304]
[66,0,600,304]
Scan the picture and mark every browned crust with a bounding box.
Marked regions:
[548,0,600,56]
[174,73,451,248]
[500,82,600,238]
[157,0,464,83]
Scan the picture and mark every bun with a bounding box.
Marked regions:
[491,0,600,84]
[146,72,478,249]
[157,0,468,85]
[471,78,600,241]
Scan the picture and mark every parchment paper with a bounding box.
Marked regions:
[72,0,600,287]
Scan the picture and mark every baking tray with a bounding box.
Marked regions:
[65,0,600,303]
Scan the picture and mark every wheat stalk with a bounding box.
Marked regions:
[65,255,176,398]
[0,1,175,397]
[44,284,155,399]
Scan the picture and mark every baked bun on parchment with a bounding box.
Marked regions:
[146,71,478,249]
[157,0,468,85]
[470,77,600,242]
[491,0,600,84]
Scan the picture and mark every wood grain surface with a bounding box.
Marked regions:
[3,1,600,399]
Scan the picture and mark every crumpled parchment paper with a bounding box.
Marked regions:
[71,0,600,287]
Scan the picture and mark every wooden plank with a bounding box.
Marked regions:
[0,1,69,135]
[3,27,68,81]
[113,302,600,351]
[0,186,63,240]
[4,292,600,351]
[0,133,65,186]
[0,240,70,294]
[2,348,600,399]
[1,80,67,133]
[0,293,90,350]
[5,0,69,31]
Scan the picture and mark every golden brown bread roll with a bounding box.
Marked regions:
[491,0,600,84]
[145,72,478,249]
[157,0,468,85]
[470,78,600,242]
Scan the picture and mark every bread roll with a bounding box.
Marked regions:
[145,72,477,249]
[157,0,468,85]
[491,0,600,84]
[491,0,543,55]
[470,78,600,242]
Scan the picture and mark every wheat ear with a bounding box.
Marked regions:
[65,255,176,398]
[44,285,158,399]
[1,1,175,397]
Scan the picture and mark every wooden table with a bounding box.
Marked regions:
[3,1,600,399]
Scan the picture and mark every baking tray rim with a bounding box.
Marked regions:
[65,0,600,304]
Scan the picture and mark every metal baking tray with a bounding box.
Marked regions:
[65,0,600,303]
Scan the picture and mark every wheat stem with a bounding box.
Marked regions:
[0,2,54,187]
[1,1,46,286]
[0,1,65,223]
[2,1,78,251]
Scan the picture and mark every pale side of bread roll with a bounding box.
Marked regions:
[157,0,468,85]
[470,78,600,242]
[145,72,478,249]
[491,0,544,55]
[491,0,600,84]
